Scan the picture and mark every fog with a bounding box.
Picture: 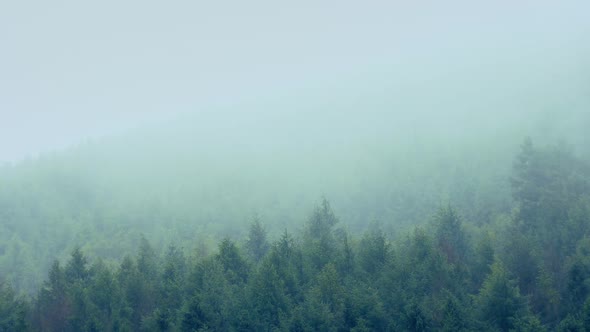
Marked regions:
[1,0,589,161]
[1,0,590,315]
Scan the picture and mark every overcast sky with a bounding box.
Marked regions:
[1,0,589,162]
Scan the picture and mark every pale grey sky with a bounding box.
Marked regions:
[1,0,589,162]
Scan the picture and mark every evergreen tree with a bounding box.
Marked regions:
[357,224,389,275]
[245,216,269,263]
[65,246,89,284]
[304,198,340,270]
[434,205,468,266]
[475,260,529,331]
[137,236,158,280]
[0,281,28,332]
[35,261,69,332]
[216,238,249,284]
[557,314,585,332]
[439,290,471,332]
[403,302,430,332]
[247,259,290,330]
[181,295,207,332]
[472,232,495,287]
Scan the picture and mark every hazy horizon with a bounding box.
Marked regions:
[2,0,589,162]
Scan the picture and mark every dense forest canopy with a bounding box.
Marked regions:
[1,111,584,293]
[1,126,590,331]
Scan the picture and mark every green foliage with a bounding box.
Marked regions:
[476,260,529,331]
[511,314,547,332]
[403,301,430,332]
[501,231,540,296]
[244,216,269,263]
[65,247,89,284]
[344,282,387,330]
[247,259,290,330]
[216,238,250,284]
[304,198,341,271]
[0,281,28,331]
[511,138,590,272]
[435,205,469,266]
[34,261,68,332]
[439,290,471,332]
[472,231,495,289]
[307,198,339,238]
[181,296,207,332]
[357,225,389,275]
[137,236,159,280]
[566,237,590,312]
[557,314,585,332]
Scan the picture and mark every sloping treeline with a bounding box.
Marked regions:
[2,139,590,331]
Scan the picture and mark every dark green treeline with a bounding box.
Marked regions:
[2,139,590,331]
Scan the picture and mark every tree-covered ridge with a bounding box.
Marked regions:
[0,131,515,294]
[1,139,590,331]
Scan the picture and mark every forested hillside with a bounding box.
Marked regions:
[0,111,525,294]
[2,0,590,331]
[2,138,590,331]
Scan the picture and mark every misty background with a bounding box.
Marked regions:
[0,0,589,294]
[1,0,589,162]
